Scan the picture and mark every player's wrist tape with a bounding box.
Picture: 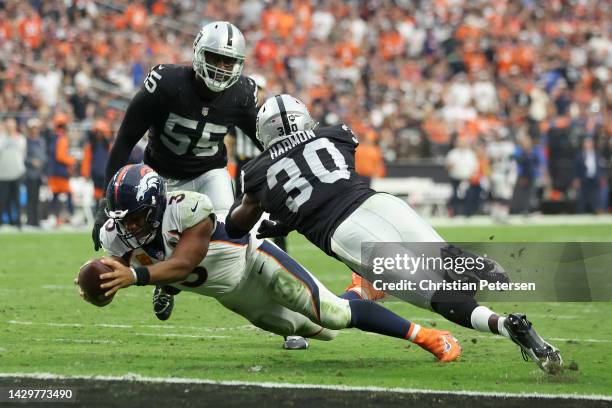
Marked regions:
[131,266,150,286]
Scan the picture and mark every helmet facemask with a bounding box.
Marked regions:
[109,202,161,250]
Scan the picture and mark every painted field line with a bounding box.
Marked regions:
[6,320,256,333]
[0,372,610,401]
[134,333,229,339]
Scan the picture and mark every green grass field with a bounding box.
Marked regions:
[1,224,611,396]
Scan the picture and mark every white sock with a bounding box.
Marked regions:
[470,306,510,339]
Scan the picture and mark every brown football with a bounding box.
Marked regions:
[78,259,115,307]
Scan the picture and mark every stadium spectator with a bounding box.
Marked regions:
[81,119,112,208]
[445,137,478,217]
[512,133,540,215]
[464,143,489,217]
[574,138,607,214]
[355,129,386,187]
[0,118,26,228]
[24,117,47,227]
[0,0,609,218]
[47,113,75,226]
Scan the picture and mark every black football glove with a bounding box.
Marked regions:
[256,219,292,239]
[92,197,108,251]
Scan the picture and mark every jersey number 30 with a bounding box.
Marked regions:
[266,138,350,212]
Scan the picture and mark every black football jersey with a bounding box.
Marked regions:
[242,124,375,254]
[107,64,260,182]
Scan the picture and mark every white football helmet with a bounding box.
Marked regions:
[193,21,246,92]
[256,94,316,149]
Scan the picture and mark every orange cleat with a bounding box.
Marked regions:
[413,327,462,362]
[344,272,386,301]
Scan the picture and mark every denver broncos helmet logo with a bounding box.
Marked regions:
[136,171,160,202]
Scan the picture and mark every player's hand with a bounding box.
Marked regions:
[99,257,136,297]
[256,219,292,239]
[74,276,93,304]
[92,198,108,251]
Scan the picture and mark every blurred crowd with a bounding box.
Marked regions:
[0,0,610,227]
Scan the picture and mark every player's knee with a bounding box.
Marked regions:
[318,299,351,330]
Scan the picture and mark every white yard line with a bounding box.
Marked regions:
[0,372,610,401]
[5,320,254,332]
[133,333,229,339]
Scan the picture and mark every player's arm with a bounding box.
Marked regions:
[99,217,215,296]
[225,192,263,238]
[104,88,158,185]
[74,255,127,304]
[237,78,264,151]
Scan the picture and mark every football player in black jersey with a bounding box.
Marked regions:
[90,21,264,324]
[226,94,562,374]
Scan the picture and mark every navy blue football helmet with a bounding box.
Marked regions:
[105,164,166,249]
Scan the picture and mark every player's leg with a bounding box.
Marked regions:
[254,240,461,361]
[195,167,235,220]
[215,272,337,350]
[331,192,561,372]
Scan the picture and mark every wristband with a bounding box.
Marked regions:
[132,266,150,286]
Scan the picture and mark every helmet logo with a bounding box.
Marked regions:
[136,172,159,202]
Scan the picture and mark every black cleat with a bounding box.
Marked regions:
[442,245,509,285]
[153,286,174,321]
[504,313,563,374]
[283,336,309,350]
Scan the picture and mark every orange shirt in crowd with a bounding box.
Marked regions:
[423,117,450,145]
[254,37,278,67]
[496,44,515,75]
[336,41,359,67]
[516,44,536,73]
[152,0,167,16]
[18,14,42,49]
[0,19,12,41]
[262,7,283,36]
[125,3,147,31]
[378,30,404,60]
[277,11,295,39]
[356,142,386,178]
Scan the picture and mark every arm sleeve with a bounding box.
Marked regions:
[236,79,263,151]
[104,87,163,186]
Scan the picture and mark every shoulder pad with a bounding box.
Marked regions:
[142,64,185,95]
[164,190,215,233]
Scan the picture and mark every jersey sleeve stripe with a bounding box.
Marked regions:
[275,95,292,136]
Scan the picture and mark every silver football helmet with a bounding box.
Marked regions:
[193,21,246,92]
[256,94,316,149]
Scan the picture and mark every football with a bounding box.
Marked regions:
[78,259,115,307]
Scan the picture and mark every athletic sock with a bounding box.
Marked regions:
[339,290,363,300]
[431,291,510,338]
[348,299,418,340]
[470,305,510,338]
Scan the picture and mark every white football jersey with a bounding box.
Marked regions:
[100,190,254,297]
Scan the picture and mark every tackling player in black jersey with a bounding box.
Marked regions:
[91,21,264,325]
[226,94,563,374]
